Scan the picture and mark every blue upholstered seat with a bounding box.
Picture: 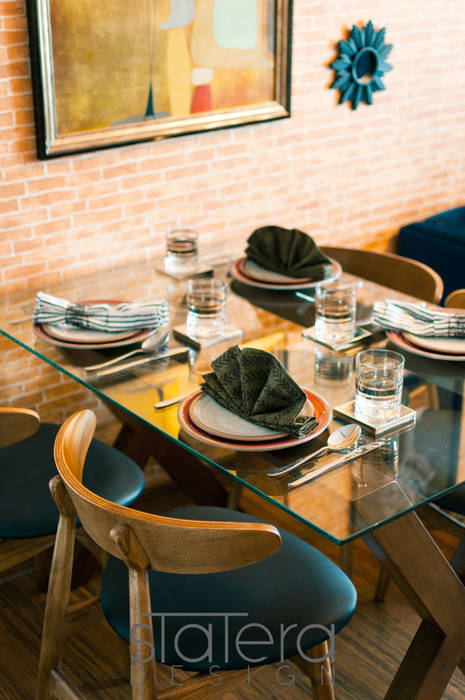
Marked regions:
[0,423,145,538]
[101,506,357,673]
[398,206,465,300]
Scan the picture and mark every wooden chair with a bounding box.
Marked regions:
[445,289,465,308]
[37,409,357,699]
[320,246,443,303]
[0,407,145,588]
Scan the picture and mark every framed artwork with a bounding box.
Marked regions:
[26,0,293,159]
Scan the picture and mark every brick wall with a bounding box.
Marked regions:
[1,0,465,432]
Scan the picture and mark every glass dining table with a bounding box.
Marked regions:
[2,258,465,700]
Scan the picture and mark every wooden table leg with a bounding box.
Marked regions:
[363,510,465,700]
[104,402,228,507]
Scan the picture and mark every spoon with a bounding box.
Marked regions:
[267,423,361,478]
[84,328,170,372]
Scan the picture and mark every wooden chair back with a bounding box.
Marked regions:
[0,407,40,448]
[445,289,465,309]
[53,410,282,575]
[320,246,443,303]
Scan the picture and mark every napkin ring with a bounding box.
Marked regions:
[65,304,90,328]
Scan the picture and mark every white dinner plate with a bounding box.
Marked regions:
[189,392,314,441]
[42,322,136,344]
[402,332,465,355]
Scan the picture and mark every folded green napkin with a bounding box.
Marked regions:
[201,345,319,437]
[245,225,332,279]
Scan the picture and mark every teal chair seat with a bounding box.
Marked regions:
[0,423,145,538]
[101,506,357,672]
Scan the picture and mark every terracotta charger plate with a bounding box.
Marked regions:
[178,388,332,452]
[230,257,342,291]
[33,299,154,350]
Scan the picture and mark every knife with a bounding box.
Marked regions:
[87,347,188,379]
[153,391,196,409]
[287,441,383,489]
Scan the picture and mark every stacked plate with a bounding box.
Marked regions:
[388,309,465,361]
[230,257,342,291]
[33,299,154,350]
[178,388,332,452]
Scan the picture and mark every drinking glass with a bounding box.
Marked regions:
[354,349,405,424]
[165,228,198,273]
[186,279,227,339]
[315,283,356,344]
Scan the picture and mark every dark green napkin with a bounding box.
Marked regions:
[201,345,319,437]
[245,225,332,278]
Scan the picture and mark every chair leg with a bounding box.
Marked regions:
[294,641,335,700]
[374,564,391,602]
[227,481,242,509]
[129,567,157,700]
[111,523,157,700]
[340,543,353,579]
[36,478,77,699]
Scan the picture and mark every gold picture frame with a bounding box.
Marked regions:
[26,0,293,159]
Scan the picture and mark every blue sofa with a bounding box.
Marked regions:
[398,206,465,302]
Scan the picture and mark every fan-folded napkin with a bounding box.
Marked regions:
[245,225,332,279]
[201,345,319,437]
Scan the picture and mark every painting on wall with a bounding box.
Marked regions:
[26,0,292,159]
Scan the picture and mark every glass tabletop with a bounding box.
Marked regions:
[2,258,465,544]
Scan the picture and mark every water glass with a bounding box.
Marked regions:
[165,228,198,273]
[354,349,405,424]
[186,279,227,339]
[315,284,356,344]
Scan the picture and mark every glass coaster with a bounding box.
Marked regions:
[333,400,416,436]
[302,325,372,352]
[172,324,243,350]
[155,256,232,280]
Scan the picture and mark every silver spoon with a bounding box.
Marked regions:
[84,328,170,372]
[267,423,361,478]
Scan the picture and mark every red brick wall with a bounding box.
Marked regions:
[1,1,465,430]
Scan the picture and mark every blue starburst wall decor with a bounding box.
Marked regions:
[330,21,393,110]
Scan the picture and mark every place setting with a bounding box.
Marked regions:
[177,344,332,453]
[373,299,465,362]
[230,225,342,291]
[31,291,190,379]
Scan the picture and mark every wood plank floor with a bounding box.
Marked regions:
[1,485,465,699]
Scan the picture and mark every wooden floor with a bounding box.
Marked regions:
[1,483,465,700]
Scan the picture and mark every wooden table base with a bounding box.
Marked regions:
[103,402,228,507]
[364,510,465,699]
